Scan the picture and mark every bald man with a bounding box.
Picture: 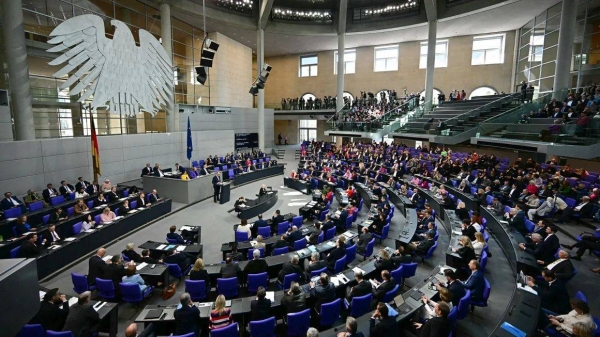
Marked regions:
[125,323,156,337]
[87,248,109,285]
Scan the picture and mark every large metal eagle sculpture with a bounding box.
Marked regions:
[47,14,173,116]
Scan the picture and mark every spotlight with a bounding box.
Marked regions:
[200,38,219,68]
[195,66,207,85]
[249,86,259,95]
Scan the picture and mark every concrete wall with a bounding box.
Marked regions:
[0,130,233,196]
[274,120,299,145]
[178,106,275,150]
[263,31,516,107]
[0,105,13,141]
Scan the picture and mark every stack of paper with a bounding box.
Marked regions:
[176,246,186,252]
[128,209,138,213]
[68,297,78,307]
[93,301,107,311]
[265,291,275,302]
[369,279,380,289]
[102,255,113,262]
[517,283,538,295]
[49,245,61,250]
[180,226,194,232]
[102,221,112,225]
[136,262,148,271]
[330,276,340,287]
[352,267,365,275]
[84,229,96,233]
[6,218,17,221]
[96,225,103,229]
[157,244,167,250]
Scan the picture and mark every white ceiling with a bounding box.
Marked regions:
[175,0,562,56]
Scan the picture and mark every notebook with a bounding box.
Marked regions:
[500,322,526,337]
[144,309,163,319]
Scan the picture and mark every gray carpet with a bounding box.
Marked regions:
[38,146,536,336]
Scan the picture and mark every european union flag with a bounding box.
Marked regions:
[186,115,193,160]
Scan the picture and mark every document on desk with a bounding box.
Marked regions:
[353,267,365,275]
[128,209,138,213]
[6,218,17,221]
[156,244,167,250]
[176,246,186,252]
[517,283,538,295]
[93,301,107,311]
[49,245,61,249]
[330,276,340,287]
[39,291,46,300]
[102,221,112,225]
[266,291,275,302]
[136,262,148,271]
[137,207,146,211]
[326,241,336,247]
[95,225,103,229]
[103,255,112,262]
[180,226,194,232]
[84,229,96,233]
[68,297,78,307]
[95,204,107,209]
[369,279,380,289]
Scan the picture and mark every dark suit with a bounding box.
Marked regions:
[415,239,435,256]
[463,270,485,302]
[548,259,575,281]
[310,282,336,311]
[250,298,272,321]
[103,264,126,288]
[118,205,130,215]
[244,259,268,275]
[461,225,477,241]
[62,303,101,337]
[212,175,221,202]
[356,232,373,254]
[447,280,466,307]
[164,253,190,271]
[419,316,451,337]
[174,304,200,336]
[75,181,90,192]
[272,214,285,225]
[21,240,42,258]
[148,193,160,203]
[153,168,165,177]
[278,262,303,283]
[308,229,322,245]
[122,249,141,262]
[533,279,571,314]
[1,196,23,210]
[220,262,241,279]
[369,316,400,337]
[287,230,303,246]
[30,300,69,332]
[327,247,346,268]
[44,230,62,247]
[167,232,186,244]
[337,210,348,231]
[374,258,394,274]
[347,280,372,302]
[42,188,59,203]
[508,211,528,235]
[141,167,153,177]
[85,184,100,195]
[59,185,75,197]
[136,197,149,208]
[305,260,327,278]
[372,279,395,304]
[106,191,119,202]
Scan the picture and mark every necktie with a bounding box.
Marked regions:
[11,198,19,206]
[52,231,60,241]
[65,186,71,193]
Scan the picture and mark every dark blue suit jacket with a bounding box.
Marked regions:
[447,280,466,307]
[463,270,485,301]
[212,175,221,190]
[167,232,185,244]
[1,197,22,210]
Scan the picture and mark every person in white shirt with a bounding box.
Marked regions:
[420,287,453,321]
[75,188,89,199]
[81,214,96,231]
[472,232,486,258]
[549,299,597,335]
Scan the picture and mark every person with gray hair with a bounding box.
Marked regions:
[122,242,142,262]
[337,317,363,337]
[544,249,575,281]
[304,251,327,279]
[244,249,268,275]
[528,196,555,220]
[518,233,544,261]
[278,254,304,284]
[282,281,307,314]
[287,225,303,246]
[62,291,101,337]
[307,327,320,337]
[174,292,200,336]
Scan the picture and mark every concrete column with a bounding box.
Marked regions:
[553,0,577,96]
[336,0,348,112]
[160,2,176,132]
[257,28,265,150]
[424,20,437,110]
[2,0,35,140]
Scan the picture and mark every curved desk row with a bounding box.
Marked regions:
[377,182,414,218]
[238,191,279,219]
[283,177,312,194]
[354,182,379,208]
[414,174,479,212]
[233,165,284,186]
[24,200,171,280]
[143,174,215,204]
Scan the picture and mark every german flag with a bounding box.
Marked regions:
[90,113,102,179]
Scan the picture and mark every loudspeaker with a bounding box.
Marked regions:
[200,58,213,67]
[206,39,220,51]
[201,49,215,59]
[195,66,207,85]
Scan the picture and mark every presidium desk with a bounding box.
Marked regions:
[143,174,215,204]
[237,191,278,219]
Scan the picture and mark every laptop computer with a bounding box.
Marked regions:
[393,294,411,314]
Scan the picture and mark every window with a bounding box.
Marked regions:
[469,86,497,99]
[299,119,317,142]
[419,41,448,68]
[374,46,398,72]
[300,55,318,77]
[418,89,442,105]
[334,50,356,74]
[472,34,505,65]
[528,34,544,62]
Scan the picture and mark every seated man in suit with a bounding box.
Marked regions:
[335,206,348,232]
[174,163,186,174]
[118,200,131,215]
[371,270,395,307]
[251,213,270,238]
[94,193,108,207]
[506,204,528,235]
[29,287,69,332]
[220,257,241,278]
[106,187,120,202]
[244,249,268,276]
[271,209,285,227]
[139,249,162,264]
[103,255,128,289]
[167,225,186,244]
[526,269,571,314]
[21,233,45,258]
[24,189,48,208]
[325,238,346,268]
[405,232,435,257]
[59,180,75,197]
[163,248,190,271]
[412,302,451,337]
[308,222,323,246]
[356,227,373,255]
[286,225,303,247]
[75,177,90,192]
[44,224,62,247]
[188,167,199,179]
[148,189,161,203]
[49,207,68,224]
[153,164,165,177]
[462,260,485,302]
[278,255,304,284]
[62,291,101,337]
[85,180,100,195]
[346,270,372,305]
[487,197,504,216]
[413,221,436,242]
[309,272,336,312]
[42,183,59,203]
[369,302,400,337]
[87,248,108,285]
[141,163,153,177]
[259,184,268,196]
[226,242,244,262]
[198,166,209,176]
[322,214,336,233]
[544,250,575,281]
[2,192,26,213]
[304,252,327,279]
[435,269,465,307]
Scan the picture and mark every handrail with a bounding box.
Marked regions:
[440,93,521,126]
[325,107,345,124]
[477,90,556,124]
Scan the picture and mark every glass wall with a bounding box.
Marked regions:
[515,0,600,94]
[5,0,209,138]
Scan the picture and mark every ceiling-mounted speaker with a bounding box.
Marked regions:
[205,39,220,51]
[200,58,213,67]
[195,66,207,85]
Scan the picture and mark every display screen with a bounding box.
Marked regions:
[235,133,259,149]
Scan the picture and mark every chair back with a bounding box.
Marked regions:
[166,238,179,244]
[165,263,185,278]
[524,220,535,233]
[19,324,45,337]
[345,216,353,229]
[249,317,275,337]
[50,196,65,206]
[447,307,458,336]
[287,309,310,337]
[185,279,207,301]
[28,201,44,212]
[319,210,329,222]
[66,207,74,217]
[391,265,404,285]
[5,207,22,219]
[94,214,102,225]
[130,200,137,209]
[318,231,324,243]
[480,251,489,273]
[320,299,342,326]
[46,331,73,337]
[575,290,587,303]
[358,199,364,212]
[120,282,143,303]
[293,238,307,251]
[71,272,89,294]
[350,293,372,317]
[10,246,20,258]
[95,278,116,300]
[310,267,328,278]
[333,255,347,273]
[247,248,265,260]
[217,277,239,299]
[343,243,356,264]
[257,226,271,238]
[272,246,289,256]
[457,290,472,319]
[87,200,94,209]
[374,224,390,242]
[210,322,238,337]
[235,231,249,242]
[72,222,82,235]
[121,252,131,262]
[282,273,301,290]
[425,242,438,259]
[247,272,268,294]
[325,227,336,240]
[382,284,399,302]
[292,216,303,228]
[364,238,375,258]
[277,221,290,235]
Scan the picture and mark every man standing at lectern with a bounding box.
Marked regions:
[213,172,222,203]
